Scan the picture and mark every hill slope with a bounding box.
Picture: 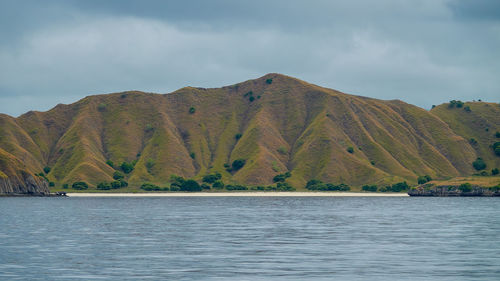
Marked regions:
[0,74,498,192]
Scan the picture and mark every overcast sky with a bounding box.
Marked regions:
[0,0,499,116]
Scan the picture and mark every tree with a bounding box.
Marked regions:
[106,160,114,168]
[43,166,51,174]
[113,171,124,180]
[181,179,202,192]
[201,183,211,190]
[362,185,378,192]
[347,147,354,154]
[111,181,122,189]
[417,175,432,184]
[458,183,472,192]
[472,158,486,170]
[212,181,224,189]
[120,161,134,174]
[189,107,196,114]
[141,183,160,191]
[266,78,273,84]
[235,133,242,140]
[496,132,500,138]
[62,184,69,189]
[493,142,500,156]
[492,168,499,175]
[49,182,55,187]
[97,182,111,190]
[231,159,246,171]
[202,173,222,184]
[72,181,89,190]
[390,182,409,192]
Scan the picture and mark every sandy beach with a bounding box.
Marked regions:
[66,192,409,197]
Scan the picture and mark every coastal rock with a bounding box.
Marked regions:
[408,184,500,197]
[0,171,50,195]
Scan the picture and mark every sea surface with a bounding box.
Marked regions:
[0,196,499,280]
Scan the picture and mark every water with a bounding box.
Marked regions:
[1,197,499,280]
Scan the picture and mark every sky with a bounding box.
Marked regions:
[0,0,499,116]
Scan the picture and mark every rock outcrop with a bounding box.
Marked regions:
[408,184,500,197]
[0,171,50,195]
[0,148,50,195]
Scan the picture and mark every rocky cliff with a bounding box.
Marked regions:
[0,148,49,195]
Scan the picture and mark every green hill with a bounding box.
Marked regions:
[0,74,498,193]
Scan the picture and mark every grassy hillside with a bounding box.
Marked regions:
[431,101,500,174]
[0,74,497,191]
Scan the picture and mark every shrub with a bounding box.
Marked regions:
[266,78,273,84]
[472,158,486,170]
[170,186,180,191]
[448,100,464,108]
[141,183,161,191]
[72,182,89,190]
[362,185,378,192]
[202,173,222,184]
[417,175,432,184]
[49,182,55,187]
[458,183,472,192]
[162,187,170,191]
[189,107,196,114]
[201,183,211,190]
[113,171,124,180]
[170,175,185,184]
[225,184,248,191]
[273,172,291,183]
[235,133,242,140]
[464,106,471,112]
[62,184,69,189]
[277,146,288,155]
[190,152,196,159]
[97,182,111,190]
[370,160,375,165]
[43,166,51,174]
[492,168,499,175]
[493,142,500,156]
[146,158,155,172]
[106,160,114,168]
[244,91,253,97]
[276,182,294,191]
[496,132,500,138]
[305,179,325,190]
[469,138,477,145]
[212,181,224,189]
[249,96,255,102]
[98,103,107,112]
[479,171,489,176]
[347,147,354,154]
[111,181,122,189]
[145,124,154,132]
[390,182,409,192]
[180,179,202,192]
[120,161,135,174]
[231,159,246,171]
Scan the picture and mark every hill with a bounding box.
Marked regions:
[0,74,498,193]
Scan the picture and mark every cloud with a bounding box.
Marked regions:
[0,0,499,116]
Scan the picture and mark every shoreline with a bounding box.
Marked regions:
[65,192,409,197]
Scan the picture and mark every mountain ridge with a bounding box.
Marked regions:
[0,73,498,193]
